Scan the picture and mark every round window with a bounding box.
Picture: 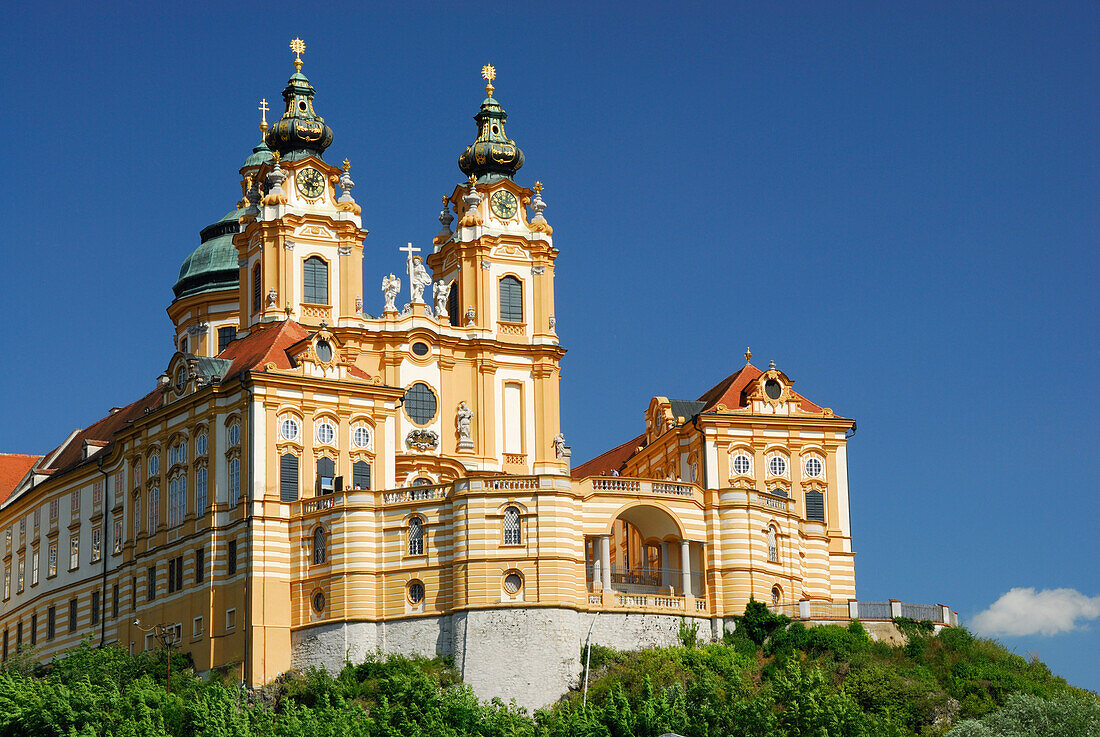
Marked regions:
[312,591,325,613]
[503,572,523,594]
[404,383,438,425]
[733,454,751,475]
[408,581,425,604]
[315,340,333,363]
[805,457,823,478]
[352,426,370,448]
[411,342,429,356]
[280,418,300,441]
[316,422,335,445]
[768,455,787,477]
[765,379,783,400]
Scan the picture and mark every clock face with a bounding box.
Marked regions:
[490,189,518,219]
[296,167,325,199]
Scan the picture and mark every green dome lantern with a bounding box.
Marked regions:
[264,38,334,161]
[458,64,524,182]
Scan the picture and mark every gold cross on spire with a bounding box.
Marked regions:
[290,37,306,71]
[481,63,496,97]
[258,98,269,137]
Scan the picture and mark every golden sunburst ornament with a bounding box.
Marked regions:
[290,37,306,71]
[481,63,496,97]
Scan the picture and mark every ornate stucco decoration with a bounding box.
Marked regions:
[406,429,439,452]
[746,363,800,409]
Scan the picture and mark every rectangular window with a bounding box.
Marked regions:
[352,461,370,490]
[30,613,37,645]
[69,534,79,571]
[195,548,205,585]
[47,542,57,577]
[68,598,77,633]
[112,519,123,554]
[131,577,136,611]
[303,257,328,304]
[113,471,124,499]
[218,326,236,353]
[47,606,55,640]
[147,566,156,601]
[168,476,186,528]
[499,275,523,322]
[148,486,160,531]
[3,630,8,661]
[195,467,207,516]
[134,496,141,536]
[228,459,240,507]
[180,336,188,354]
[503,382,523,454]
[227,540,237,576]
[193,616,203,638]
[225,608,236,631]
[70,490,80,517]
[280,454,299,502]
[91,590,100,626]
[91,528,102,563]
[3,566,9,599]
[33,508,39,529]
[168,556,184,594]
[16,621,22,650]
[31,550,38,586]
[49,499,58,522]
[18,518,25,537]
[112,583,119,619]
[16,557,23,593]
[93,480,104,506]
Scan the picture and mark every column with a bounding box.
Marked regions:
[680,540,691,596]
[599,535,612,593]
[589,539,600,590]
[660,541,670,589]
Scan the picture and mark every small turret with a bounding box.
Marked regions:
[264,38,334,161]
[458,64,524,182]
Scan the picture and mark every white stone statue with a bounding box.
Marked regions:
[456,401,473,449]
[553,432,568,459]
[434,279,451,317]
[409,256,431,304]
[382,274,401,312]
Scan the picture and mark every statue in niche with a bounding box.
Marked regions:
[409,256,432,304]
[434,280,451,318]
[382,274,401,312]
[456,402,474,450]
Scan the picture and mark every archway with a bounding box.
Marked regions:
[587,503,702,598]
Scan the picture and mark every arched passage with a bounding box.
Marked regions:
[587,503,703,599]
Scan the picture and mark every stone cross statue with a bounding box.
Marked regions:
[382,274,401,312]
[434,280,451,317]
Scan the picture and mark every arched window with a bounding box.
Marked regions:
[447,281,459,327]
[352,461,370,490]
[316,457,335,495]
[195,466,207,515]
[499,275,523,322]
[303,257,329,304]
[771,586,782,607]
[503,506,521,545]
[228,458,240,507]
[312,527,326,565]
[805,490,825,522]
[252,263,262,312]
[767,525,778,562]
[408,516,424,556]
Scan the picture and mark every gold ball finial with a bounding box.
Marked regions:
[290,37,306,72]
[342,158,351,172]
[481,63,496,97]
[533,181,543,194]
[744,347,752,363]
[258,98,270,137]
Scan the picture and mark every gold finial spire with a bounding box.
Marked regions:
[342,158,351,172]
[744,347,752,363]
[442,194,449,205]
[533,181,543,194]
[272,150,281,164]
[481,63,496,97]
[258,98,269,138]
[467,173,477,188]
[290,37,306,72]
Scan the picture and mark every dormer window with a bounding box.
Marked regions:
[315,339,333,362]
[764,379,782,400]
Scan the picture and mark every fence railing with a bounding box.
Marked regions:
[580,476,701,498]
[770,599,956,626]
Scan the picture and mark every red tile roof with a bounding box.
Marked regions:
[0,454,41,504]
[217,320,311,379]
[697,362,828,414]
[43,388,165,479]
[572,433,645,479]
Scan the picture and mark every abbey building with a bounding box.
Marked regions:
[0,45,859,708]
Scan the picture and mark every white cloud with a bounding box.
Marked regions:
[971,587,1100,637]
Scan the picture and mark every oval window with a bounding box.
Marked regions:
[504,572,523,594]
[404,383,438,425]
[408,581,425,604]
[411,342,429,356]
[312,590,325,613]
[315,340,333,362]
[765,379,782,400]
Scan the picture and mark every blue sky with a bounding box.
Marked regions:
[1,1,1096,690]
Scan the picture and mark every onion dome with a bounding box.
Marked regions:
[263,39,333,161]
[173,210,244,300]
[458,65,524,182]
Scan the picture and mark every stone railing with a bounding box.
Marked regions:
[579,476,701,500]
[485,477,540,490]
[382,484,448,504]
[299,303,332,321]
[496,321,527,335]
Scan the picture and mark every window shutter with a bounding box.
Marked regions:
[280,454,299,502]
[353,461,371,490]
[447,283,460,327]
[805,490,825,522]
[499,276,523,322]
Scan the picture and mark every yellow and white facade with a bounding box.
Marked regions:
[0,48,859,709]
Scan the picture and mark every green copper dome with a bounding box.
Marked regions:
[243,140,274,169]
[172,209,245,301]
[263,65,334,161]
[458,74,524,182]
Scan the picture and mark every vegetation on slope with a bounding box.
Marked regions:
[0,601,1095,736]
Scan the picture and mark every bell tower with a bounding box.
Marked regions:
[234,39,365,333]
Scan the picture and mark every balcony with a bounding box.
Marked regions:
[574,476,702,501]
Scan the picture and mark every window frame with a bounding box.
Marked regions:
[303,256,329,305]
[503,506,522,546]
[407,516,425,557]
[498,275,523,322]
